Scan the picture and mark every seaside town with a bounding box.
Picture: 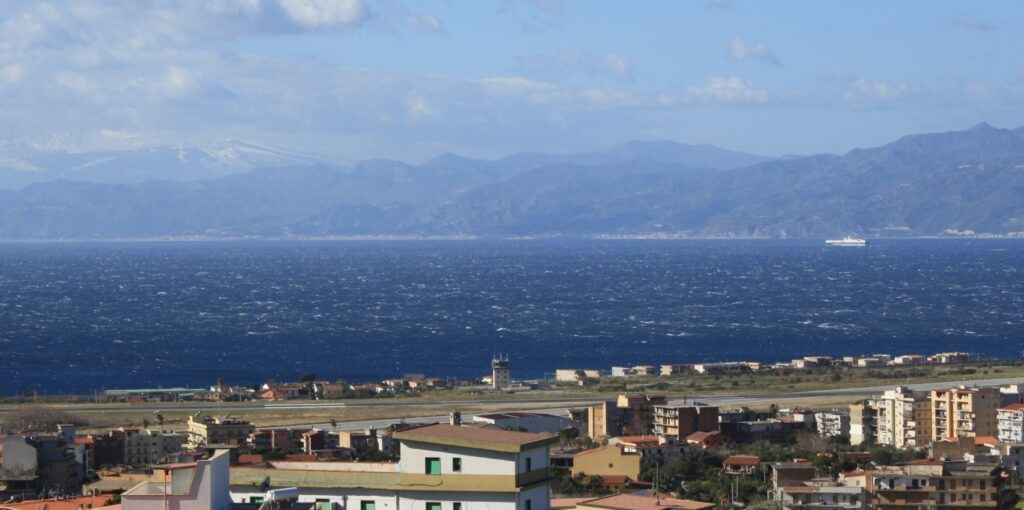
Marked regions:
[3,351,1024,510]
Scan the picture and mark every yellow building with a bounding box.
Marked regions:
[931,386,999,441]
[186,415,255,447]
[571,445,641,481]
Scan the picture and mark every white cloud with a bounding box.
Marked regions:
[518,51,635,80]
[278,0,368,28]
[0,63,24,84]
[406,94,438,122]
[842,78,918,107]
[405,13,445,33]
[730,37,781,66]
[684,76,768,104]
[954,15,995,32]
[602,53,634,78]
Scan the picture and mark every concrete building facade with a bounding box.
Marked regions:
[931,386,999,441]
[997,403,1024,444]
[186,415,256,447]
[874,387,932,448]
[652,404,718,442]
[229,424,558,510]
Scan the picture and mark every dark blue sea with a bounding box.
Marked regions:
[1,239,1022,394]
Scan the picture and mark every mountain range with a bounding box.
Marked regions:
[1,123,1022,240]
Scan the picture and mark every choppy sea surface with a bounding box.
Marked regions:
[1,239,1022,394]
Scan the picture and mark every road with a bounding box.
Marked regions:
[3,376,1021,426]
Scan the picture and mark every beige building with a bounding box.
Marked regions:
[868,460,1005,509]
[616,394,667,436]
[571,445,641,481]
[931,386,999,441]
[186,415,255,447]
[555,369,601,383]
[653,404,718,441]
[874,387,932,448]
[122,428,186,466]
[848,403,877,446]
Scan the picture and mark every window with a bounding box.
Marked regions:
[453,503,462,510]
[526,457,532,471]
[316,500,331,510]
[427,503,442,510]
[361,501,376,510]
[525,499,532,510]
[452,457,462,472]
[250,497,264,504]
[426,457,442,475]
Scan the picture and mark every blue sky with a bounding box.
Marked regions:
[0,0,1021,163]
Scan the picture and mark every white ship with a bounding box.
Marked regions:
[826,236,868,247]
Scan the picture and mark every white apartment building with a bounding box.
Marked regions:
[230,423,558,510]
[120,450,233,510]
[997,403,1024,443]
[874,387,931,449]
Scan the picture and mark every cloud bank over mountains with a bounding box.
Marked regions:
[0,1,1019,164]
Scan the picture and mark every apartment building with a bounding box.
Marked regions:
[122,428,187,466]
[652,403,718,442]
[230,423,559,510]
[778,484,866,510]
[867,460,1006,509]
[848,403,877,446]
[617,394,667,436]
[997,403,1024,443]
[931,386,999,441]
[186,415,256,447]
[813,410,850,438]
[874,387,932,448]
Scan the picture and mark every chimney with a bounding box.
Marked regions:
[449,412,462,426]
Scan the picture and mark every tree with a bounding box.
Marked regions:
[2,406,84,432]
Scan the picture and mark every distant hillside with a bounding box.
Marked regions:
[0,140,341,189]
[0,126,1022,239]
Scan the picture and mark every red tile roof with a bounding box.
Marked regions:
[2,496,112,510]
[615,435,661,445]
[685,430,722,442]
[579,493,715,510]
[1002,403,1024,411]
[552,498,594,510]
[723,455,760,466]
[975,436,999,446]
